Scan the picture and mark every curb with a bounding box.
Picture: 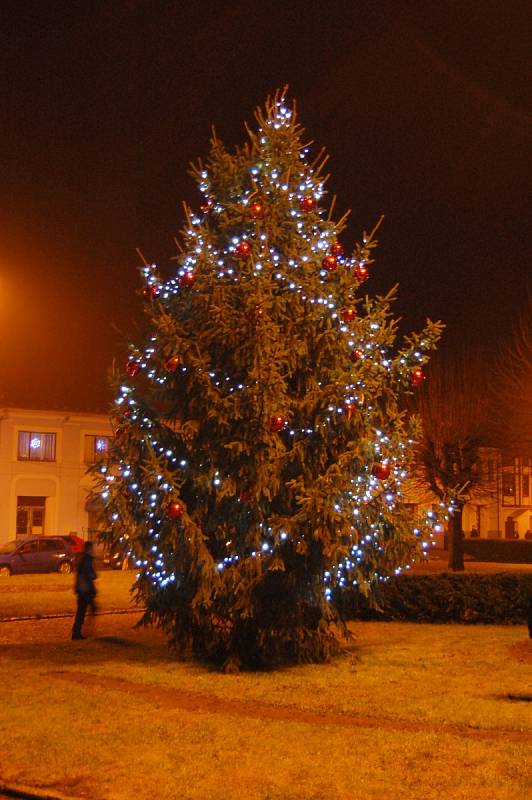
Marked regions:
[0,608,140,624]
[0,780,82,800]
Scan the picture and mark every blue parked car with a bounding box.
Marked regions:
[0,536,74,577]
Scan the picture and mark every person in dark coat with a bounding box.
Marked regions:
[72,541,97,640]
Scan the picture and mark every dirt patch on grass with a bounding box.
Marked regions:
[48,668,532,744]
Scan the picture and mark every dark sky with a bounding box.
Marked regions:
[1,0,530,412]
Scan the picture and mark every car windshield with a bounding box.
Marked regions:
[0,540,19,554]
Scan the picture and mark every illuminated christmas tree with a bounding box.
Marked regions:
[94,92,443,668]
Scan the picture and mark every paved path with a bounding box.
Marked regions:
[411,556,532,573]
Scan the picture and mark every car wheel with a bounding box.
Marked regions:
[0,564,11,577]
[58,561,72,575]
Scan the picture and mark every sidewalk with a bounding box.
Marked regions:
[411,550,532,574]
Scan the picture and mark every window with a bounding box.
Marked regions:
[84,434,111,464]
[18,431,56,461]
[40,539,62,552]
[18,541,39,555]
[523,474,530,498]
[502,473,515,495]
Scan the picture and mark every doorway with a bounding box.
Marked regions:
[16,496,46,537]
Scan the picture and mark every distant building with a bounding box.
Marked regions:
[405,447,532,545]
[1,407,530,548]
[0,407,111,544]
[490,452,532,539]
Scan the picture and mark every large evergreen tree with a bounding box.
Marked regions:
[94,93,442,668]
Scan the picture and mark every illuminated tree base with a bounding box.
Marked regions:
[141,575,343,669]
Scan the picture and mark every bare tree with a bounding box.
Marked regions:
[412,351,492,570]
[491,296,532,458]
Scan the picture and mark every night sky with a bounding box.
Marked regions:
[1,1,530,412]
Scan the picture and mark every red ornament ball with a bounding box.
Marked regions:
[341,307,357,324]
[235,242,251,259]
[165,355,182,372]
[330,242,344,257]
[410,367,425,387]
[355,264,369,282]
[270,415,287,432]
[179,271,196,288]
[201,201,213,214]
[373,462,391,481]
[249,201,264,219]
[144,284,160,300]
[166,501,184,520]
[322,255,338,272]
[350,349,363,363]
[126,360,140,377]
[235,241,251,259]
[300,196,316,213]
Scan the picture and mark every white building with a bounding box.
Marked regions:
[405,448,532,544]
[1,407,530,549]
[0,407,111,545]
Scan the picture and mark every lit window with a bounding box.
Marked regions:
[85,435,111,464]
[18,431,56,462]
[503,474,515,495]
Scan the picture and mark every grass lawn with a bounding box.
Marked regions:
[0,607,530,800]
[0,569,135,618]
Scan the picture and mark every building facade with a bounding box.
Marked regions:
[456,451,532,539]
[1,407,530,548]
[405,448,532,545]
[496,454,532,538]
[0,407,112,545]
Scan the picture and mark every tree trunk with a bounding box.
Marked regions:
[448,505,465,571]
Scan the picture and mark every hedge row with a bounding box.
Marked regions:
[462,538,532,563]
[337,572,532,625]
